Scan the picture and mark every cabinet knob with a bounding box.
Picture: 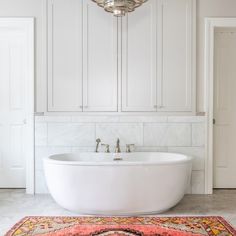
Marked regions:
[154,105,158,109]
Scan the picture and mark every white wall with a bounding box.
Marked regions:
[0,0,236,111]
[0,0,47,112]
[197,0,236,111]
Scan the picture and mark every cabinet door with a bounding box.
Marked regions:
[158,0,196,112]
[122,0,157,112]
[48,0,83,111]
[83,0,118,112]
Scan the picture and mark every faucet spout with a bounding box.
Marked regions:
[115,138,121,153]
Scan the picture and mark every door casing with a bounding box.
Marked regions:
[205,18,236,194]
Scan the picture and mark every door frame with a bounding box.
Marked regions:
[205,18,236,194]
[0,18,35,194]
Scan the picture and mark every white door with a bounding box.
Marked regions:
[122,0,157,112]
[214,28,236,188]
[83,0,118,112]
[0,19,34,189]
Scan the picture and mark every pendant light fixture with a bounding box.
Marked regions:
[92,0,148,17]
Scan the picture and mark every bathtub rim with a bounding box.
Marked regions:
[43,152,192,167]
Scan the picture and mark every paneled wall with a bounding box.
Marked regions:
[35,115,206,194]
[0,0,236,112]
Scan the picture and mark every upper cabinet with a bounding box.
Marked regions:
[122,0,157,112]
[122,0,196,112]
[48,0,83,111]
[158,0,196,112]
[83,1,118,112]
[47,0,118,112]
[46,0,196,114]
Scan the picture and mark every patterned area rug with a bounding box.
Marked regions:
[5,216,236,236]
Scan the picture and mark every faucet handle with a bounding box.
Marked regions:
[96,138,101,143]
[126,144,135,153]
[95,138,101,152]
[101,144,110,153]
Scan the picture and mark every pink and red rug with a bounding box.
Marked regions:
[5,216,236,236]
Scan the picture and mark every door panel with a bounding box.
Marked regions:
[0,21,33,188]
[10,44,24,109]
[214,29,236,188]
[214,125,229,168]
[83,0,118,112]
[48,0,83,111]
[122,0,157,112]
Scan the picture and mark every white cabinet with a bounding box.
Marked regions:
[158,0,195,112]
[47,0,196,114]
[47,0,118,112]
[122,0,196,113]
[83,0,118,112]
[48,0,83,111]
[122,0,157,112]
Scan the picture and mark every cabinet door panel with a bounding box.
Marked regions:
[158,0,195,112]
[122,0,157,112]
[48,0,83,111]
[83,0,118,112]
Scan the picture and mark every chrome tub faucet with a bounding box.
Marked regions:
[96,138,134,153]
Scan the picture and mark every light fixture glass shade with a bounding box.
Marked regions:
[92,0,148,17]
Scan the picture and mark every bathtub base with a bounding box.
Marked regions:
[44,152,192,216]
[61,208,173,216]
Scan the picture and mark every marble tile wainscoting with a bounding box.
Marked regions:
[35,115,206,194]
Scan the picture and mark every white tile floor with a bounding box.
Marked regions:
[0,189,236,235]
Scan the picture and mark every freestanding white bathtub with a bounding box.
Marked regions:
[44,152,192,215]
